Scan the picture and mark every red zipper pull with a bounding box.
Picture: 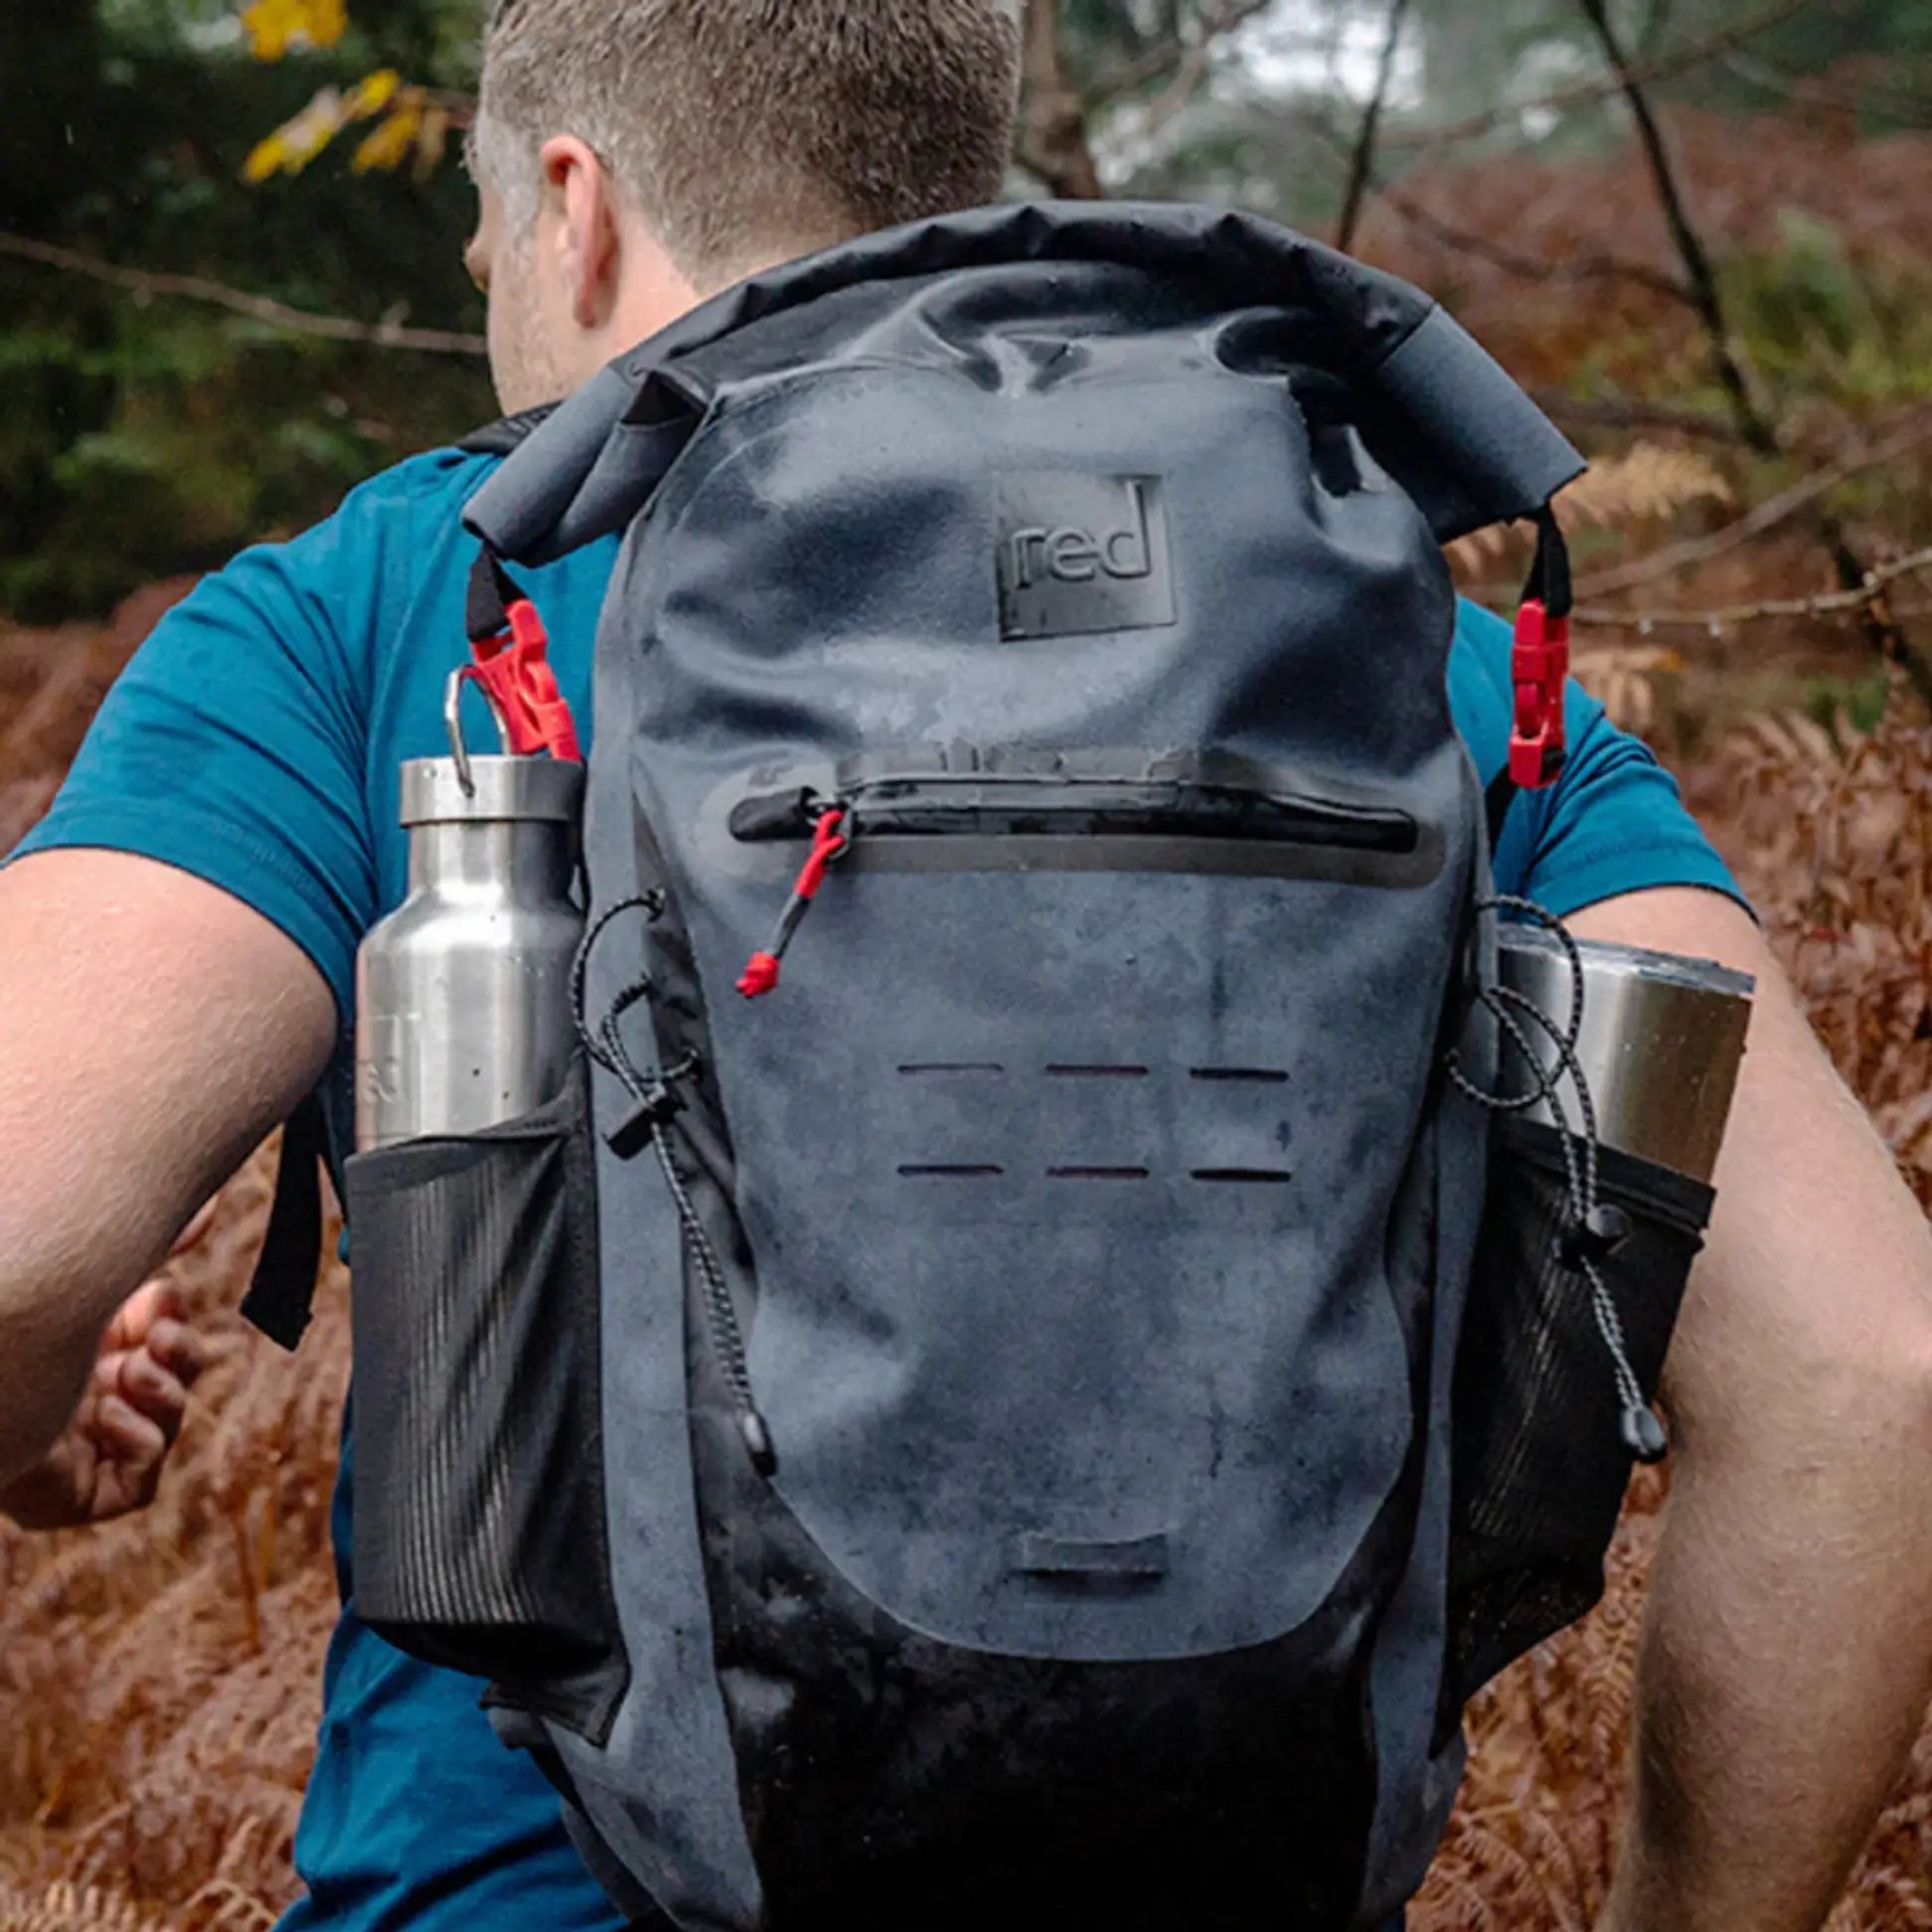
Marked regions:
[738,808,849,999]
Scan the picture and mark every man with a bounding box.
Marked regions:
[2,3,1929,1927]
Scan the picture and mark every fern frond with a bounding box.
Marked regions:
[1557,444,1734,533]
[0,1883,166,1932]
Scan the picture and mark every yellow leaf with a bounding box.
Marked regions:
[242,131,290,182]
[343,69,402,121]
[241,84,348,181]
[241,0,349,62]
[352,105,424,175]
[241,0,296,61]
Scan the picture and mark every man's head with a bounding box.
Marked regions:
[466,0,1023,412]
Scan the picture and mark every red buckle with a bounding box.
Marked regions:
[1508,598,1570,789]
[471,598,583,762]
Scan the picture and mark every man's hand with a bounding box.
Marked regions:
[0,1277,209,1530]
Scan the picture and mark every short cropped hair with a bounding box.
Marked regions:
[474,0,1023,286]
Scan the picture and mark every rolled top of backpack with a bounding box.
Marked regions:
[464,200,1583,569]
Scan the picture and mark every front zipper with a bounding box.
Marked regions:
[731,771,1419,856]
[730,770,1423,1004]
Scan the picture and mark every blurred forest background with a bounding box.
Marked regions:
[4,0,1932,1926]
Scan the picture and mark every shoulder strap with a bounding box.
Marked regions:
[456,403,562,457]
[241,402,568,1349]
[240,1091,329,1351]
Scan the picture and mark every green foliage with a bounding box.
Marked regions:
[1,0,493,621]
[1802,667,1895,737]
[1722,213,1932,410]
[9,0,1932,620]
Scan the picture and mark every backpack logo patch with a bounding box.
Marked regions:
[996,474,1177,641]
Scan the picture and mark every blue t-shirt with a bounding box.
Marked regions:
[15,444,1740,1931]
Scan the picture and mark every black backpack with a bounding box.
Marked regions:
[312,204,1706,1932]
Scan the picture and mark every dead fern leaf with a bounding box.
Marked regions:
[0,1884,165,1932]
[1557,444,1734,535]
[1447,441,1734,574]
[1573,644,1684,736]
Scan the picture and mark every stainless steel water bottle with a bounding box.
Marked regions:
[355,671,585,1151]
[1496,925,1755,1183]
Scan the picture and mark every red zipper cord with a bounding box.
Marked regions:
[737,808,850,999]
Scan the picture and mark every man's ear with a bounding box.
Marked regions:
[539,134,620,331]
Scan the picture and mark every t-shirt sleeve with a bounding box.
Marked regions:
[1454,600,1748,918]
[3,472,436,1028]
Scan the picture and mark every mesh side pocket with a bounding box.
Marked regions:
[1444,1116,1712,1716]
[344,1053,627,1742]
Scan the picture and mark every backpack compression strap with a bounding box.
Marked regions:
[240,1091,328,1351]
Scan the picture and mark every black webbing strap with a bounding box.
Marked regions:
[240,1092,327,1352]
[1485,766,1521,854]
[1529,503,1573,623]
[466,546,523,645]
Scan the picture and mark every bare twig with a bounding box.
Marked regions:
[1530,391,1747,443]
[1560,546,1932,632]
[1337,0,1414,253]
[0,232,488,356]
[1089,0,1277,104]
[1138,38,1216,138]
[1720,50,1932,125]
[1575,412,1932,597]
[1019,0,1104,199]
[1317,126,1693,305]
[1575,0,1928,701]
[419,85,479,128]
[1576,0,1778,454]
[1638,0,1677,58]
[1383,0,1813,151]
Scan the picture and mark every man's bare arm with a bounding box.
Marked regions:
[1570,887,1932,1932]
[0,850,335,1486]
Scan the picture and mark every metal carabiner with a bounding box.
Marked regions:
[443,664,515,797]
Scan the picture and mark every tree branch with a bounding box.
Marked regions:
[1577,0,1777,454]
[0,232,488,356]
[1018,0,1104,200]
[1337,0,1414,253]
[1576,0,1928,702]
[1088,0,1277,106]
[1719,50,1932,127]
[1313,121,1694,306]
[1530,391,1748,444]
[1559,546,1932,632]
[1574,412,1932,598]
[1137,37,1216,139]
[1384,0,1814,151]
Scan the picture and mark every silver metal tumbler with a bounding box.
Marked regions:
[354,674,585,1152]
[1496,926,1755,1184]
